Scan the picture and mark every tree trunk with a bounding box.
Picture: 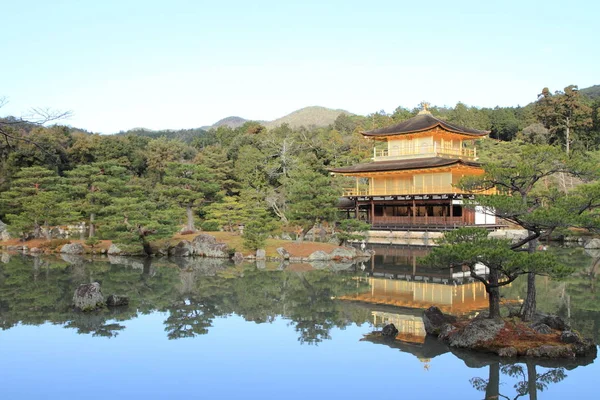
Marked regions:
[89,212,95,238]
[488,287,501,319]
[487,268,501,319]
[43,221,51,240]
[522,273,537,321]
[485,363,500,400]
[142,240,152,256]
[527,362,538,400]
[33,222,41,239]
[565,117,570,155]
[186,204,195,232]
[522,236,538,321]
[142,257,152,276]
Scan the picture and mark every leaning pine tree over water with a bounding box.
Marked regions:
[459,142,600,320]
[424,228,569,319]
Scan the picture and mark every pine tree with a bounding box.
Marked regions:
[160,163,219,232]
[0,166,78,239]
[285,160,339,239]
[460,142,600,320]
[64,162,130,238]
[242,202,280,251]
[102,189,180,255]
[204,195,248,232]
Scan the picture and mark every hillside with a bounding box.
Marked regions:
[201,116,249,130]
[581,85,600,100]
[264,106,352,129]
[117,127,208,143]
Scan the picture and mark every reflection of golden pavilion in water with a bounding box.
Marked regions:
[361,277,489,314]
[341,276,491,344]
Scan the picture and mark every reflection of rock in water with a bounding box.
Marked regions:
[172,258,232,295]
[451,345,596,370]
[107,255,146,270]
[178,269,196,295]
[362,331,449,361]
[1,252,10,263]
[282,260,358,272]
[168,257,231,274]
[61,254,86,266]
[65,308,126,338]
[584,248,600,259]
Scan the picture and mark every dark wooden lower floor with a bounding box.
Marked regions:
[340,197,501,230]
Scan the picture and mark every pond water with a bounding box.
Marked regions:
[0,245,598,399]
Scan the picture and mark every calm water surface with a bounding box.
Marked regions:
[0,246,598,399]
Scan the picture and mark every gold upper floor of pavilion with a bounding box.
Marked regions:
[364,109,488,162]
[330,109,491,197]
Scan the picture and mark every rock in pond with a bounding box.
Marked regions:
[256,249,266,260]
[106,294,129,307]
[498,347,518,357]
[307,250,331,261]
[536,314,571,331]
[169,240,194,257]
[276,247,290,260]
[73,282,104,311]
[560,331,581,344]
[584,238,600,249]
[445,318,505,349]
[330,247,356,260]
[60,243,84,255]
[232,252,245,264]
[530,322,553,334]
[381,324,399,338]
[192,234,229,258]
[423,306,457,336]
[107,244,122,255]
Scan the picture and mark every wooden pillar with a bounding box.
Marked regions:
[355,200,359,220]
[412,198,416,225]
[450,201,454,218]
[443,201,447,222]
[355,177,359,195]
[370,199,375,224]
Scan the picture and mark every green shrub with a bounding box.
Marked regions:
[38,238,71,250]
[201,220,220,231]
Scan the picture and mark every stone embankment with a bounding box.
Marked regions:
[161,234,373,262]
[422,306,597,359]
[2,233,373,263]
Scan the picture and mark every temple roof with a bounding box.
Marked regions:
[362,112,489,137]
[330,157,481,174]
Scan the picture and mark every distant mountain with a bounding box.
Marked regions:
[200,106,352,131]
[264,106,352,129]
[201,116,249,130]
[581,85,600,99]
[115,106,352,143]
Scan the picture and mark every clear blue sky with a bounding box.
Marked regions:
[1,0,597,133]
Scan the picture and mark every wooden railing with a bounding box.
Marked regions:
[373,144,476,161]
[372,216,466,225]
[342,185,497,197]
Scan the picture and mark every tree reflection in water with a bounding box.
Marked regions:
[471,361,567,400]
[0,254,371,344]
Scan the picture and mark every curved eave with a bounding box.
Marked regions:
[362,122,489,139]
[329,158,482,175]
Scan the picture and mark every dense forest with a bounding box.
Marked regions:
[1,85,599,253]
